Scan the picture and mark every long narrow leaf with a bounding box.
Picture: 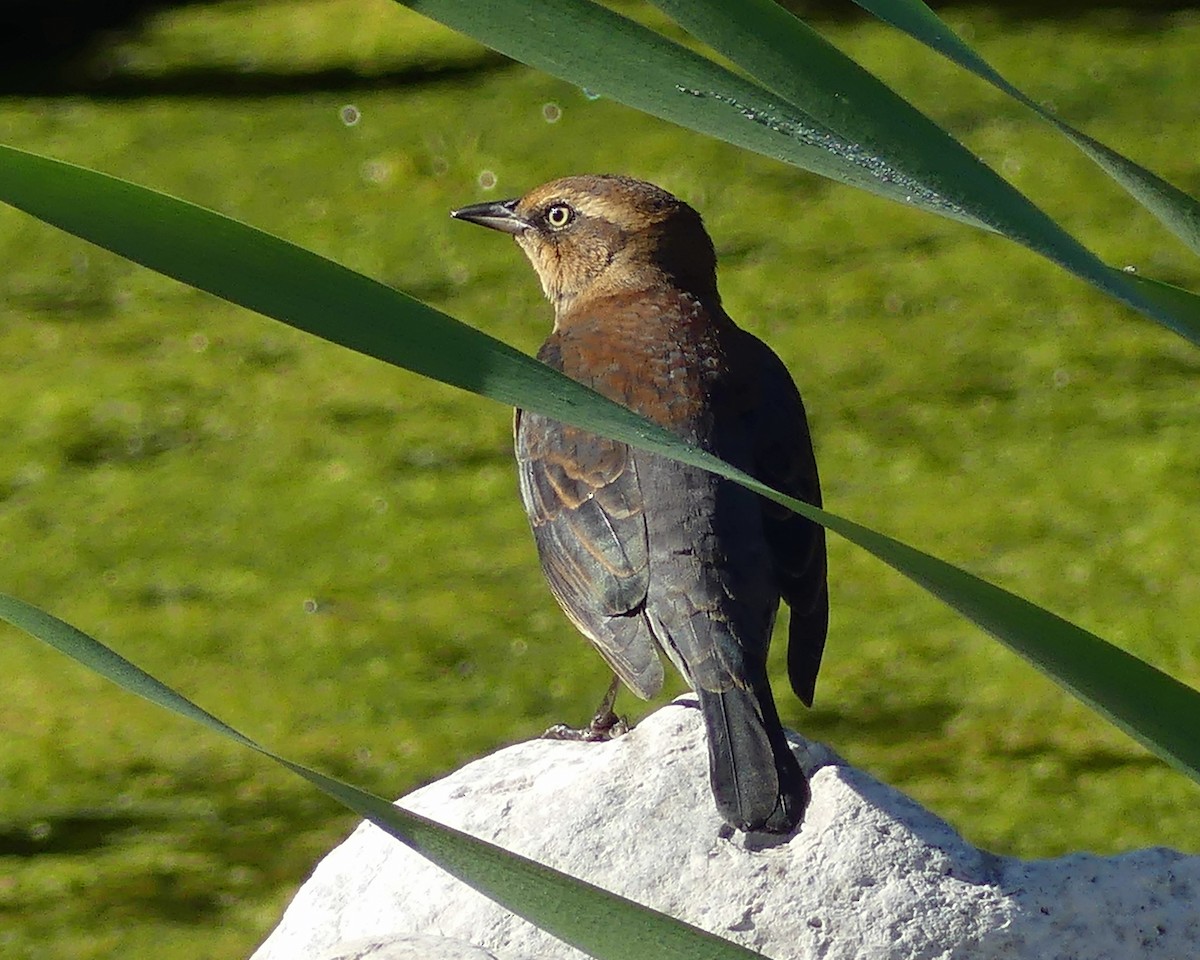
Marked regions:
[0,144,673,453]
[400,0,992,231]
[400,0,1200,346]
[0,593,761,960]
[637,0,1200,344]
[849,0,1200,256]
[794,507,1200,785]
[1,144,1197,786]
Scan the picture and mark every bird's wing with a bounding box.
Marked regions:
[744,334,829,708]
[515,408,664,698]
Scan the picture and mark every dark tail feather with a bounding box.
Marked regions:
[696,683,809,834]
[788,574,829,709]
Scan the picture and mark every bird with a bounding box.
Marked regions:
[451,175,827,834]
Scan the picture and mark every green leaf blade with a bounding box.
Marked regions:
[399,0,991,229]
[639,0,1200,343]
[850,0,1200,256]
[803,512,1200,783]
[0,592,763,960]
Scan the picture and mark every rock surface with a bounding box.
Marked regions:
[252,700,1198,960]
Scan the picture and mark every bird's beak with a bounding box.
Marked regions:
[450,198,530,235]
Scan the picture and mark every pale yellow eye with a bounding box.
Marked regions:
[545,204,574,229]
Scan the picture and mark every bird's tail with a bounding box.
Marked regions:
[695,683,809,834]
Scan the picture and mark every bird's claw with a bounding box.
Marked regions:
[543,676,628,740]
[542,709,628,742]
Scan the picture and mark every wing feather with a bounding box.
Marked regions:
[515,409,664,698]
[741,332,829,708]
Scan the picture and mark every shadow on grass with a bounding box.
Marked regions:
[0,808,179,858]
[2,55,513,99]
[5,0,1192,99]
[800,699,960,749]
[0,788,352,922]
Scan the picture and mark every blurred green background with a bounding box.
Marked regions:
[2,1,1199,957]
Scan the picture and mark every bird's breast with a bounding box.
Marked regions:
[546,289,737,440]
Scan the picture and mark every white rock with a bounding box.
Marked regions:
[252,699,1199,960]
[313,934,509,960]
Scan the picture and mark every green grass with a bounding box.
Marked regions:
[2,0,1199,956]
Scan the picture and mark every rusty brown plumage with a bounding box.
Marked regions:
[452,175,827,834]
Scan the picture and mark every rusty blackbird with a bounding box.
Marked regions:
[452,175,827,834]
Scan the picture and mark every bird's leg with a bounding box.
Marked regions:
[542,675,629,741]
[588,674,628,737]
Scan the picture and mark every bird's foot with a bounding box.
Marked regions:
[542,676,628,741]
[542,710,628,742]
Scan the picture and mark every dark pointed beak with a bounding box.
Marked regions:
[450,198,530,235]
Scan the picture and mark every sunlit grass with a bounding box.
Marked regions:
[1,1,1198,957]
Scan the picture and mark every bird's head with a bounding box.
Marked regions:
[451,175,719,320]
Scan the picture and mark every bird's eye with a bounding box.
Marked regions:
[545,204,574,229]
